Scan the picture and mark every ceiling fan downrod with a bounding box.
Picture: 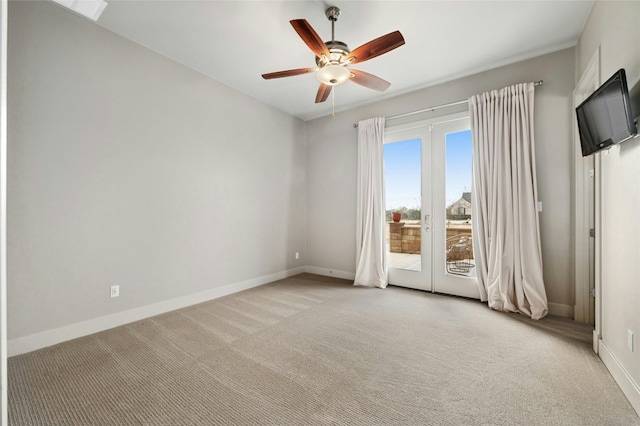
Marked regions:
[326,6,340,42]
[321,6,349,69]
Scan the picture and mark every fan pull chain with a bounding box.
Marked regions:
[331,88,336,119]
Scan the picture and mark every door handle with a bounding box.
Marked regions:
[424,214,431,232]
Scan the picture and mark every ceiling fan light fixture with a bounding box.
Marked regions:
[317,64,350,86]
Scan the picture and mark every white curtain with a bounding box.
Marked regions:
[354,117,387,288]
[469,83,548,319]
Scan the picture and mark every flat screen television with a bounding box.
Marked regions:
[576,68,637,157]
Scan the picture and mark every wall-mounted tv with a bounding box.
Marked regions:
[576,68,638,157]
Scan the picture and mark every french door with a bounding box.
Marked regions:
[384,113,480,299]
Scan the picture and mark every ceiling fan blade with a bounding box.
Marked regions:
[315,83,332,103]
[290,19,331,58]
[346,30,405,64]
[350,69,391,91]
[262,67,317,79]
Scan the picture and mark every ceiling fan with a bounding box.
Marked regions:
[262,6,405,103]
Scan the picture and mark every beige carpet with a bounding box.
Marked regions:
[9,273,640,425]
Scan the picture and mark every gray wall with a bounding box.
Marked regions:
[576,0,640,390]
[5,1,588,346]
[8,1,306,340]
[306,48,576,311]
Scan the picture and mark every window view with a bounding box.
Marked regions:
[384,138,421,271]
[445,130,474,276]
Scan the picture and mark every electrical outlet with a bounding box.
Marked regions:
[295,252,300,260]
[628,330,635,352]
[110,285,120,298]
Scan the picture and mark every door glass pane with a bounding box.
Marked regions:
[444,130,475,277]
[384,138,421,272]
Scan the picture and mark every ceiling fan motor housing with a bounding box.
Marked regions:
[316,40,350,66]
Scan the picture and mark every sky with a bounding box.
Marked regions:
[383,130,472,211]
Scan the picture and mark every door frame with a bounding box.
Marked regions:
[1,0,7,422]
[0,0,9,425]
[573,47,600,347]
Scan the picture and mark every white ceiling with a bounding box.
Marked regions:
[84,0,594,121]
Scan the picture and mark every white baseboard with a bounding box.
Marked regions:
[548,302,573,318]
[8,266,305,357]
[599,340,640,416]
[304,265,355,281]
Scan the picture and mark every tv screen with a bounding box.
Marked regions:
[576,68,637,157]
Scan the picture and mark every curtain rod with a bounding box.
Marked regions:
[353,80,543,128]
